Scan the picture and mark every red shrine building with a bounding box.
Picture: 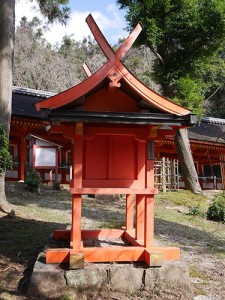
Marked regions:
[32,15,197,267]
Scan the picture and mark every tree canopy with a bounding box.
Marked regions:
[36,0,70,24]
[117,0,225,116]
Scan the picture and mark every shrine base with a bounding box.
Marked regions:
[28,242,191,299]
[45,229,180,269]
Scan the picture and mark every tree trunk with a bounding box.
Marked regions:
[175,128,202,194]
[161,82,202,194]
[0,0,15,214]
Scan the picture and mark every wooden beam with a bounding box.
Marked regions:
[82,62,92,77]
[53,229,125,241]
[82,247,145,262]
[70,187,157,195]
[116,23,143,60]
[86,14,115,61]
[46,246,180,264]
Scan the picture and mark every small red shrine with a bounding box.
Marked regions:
[35,15,196,268]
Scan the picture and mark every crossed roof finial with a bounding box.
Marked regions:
[83,14,143,86]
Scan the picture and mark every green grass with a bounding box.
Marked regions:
[189,267,209,280]
[155,190,209,214]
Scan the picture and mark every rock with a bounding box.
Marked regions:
[27,260,67,299]
[145,261,191,292]
[110,265,144,293]
[66,265,108,290]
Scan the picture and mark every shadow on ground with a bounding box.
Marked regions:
[6,181,72,212]
[0,214,67,298]
[155,218,225,256]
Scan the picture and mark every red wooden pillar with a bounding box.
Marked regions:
[71,194,82,249]
[126,194,134,231]
[73,136,83,188]
[146,140,155,188]
[135,194,145,241]
[19,135,27,181]
[70,123,83,249]
[61,150,67,183]
[145,195,154,248]
[146,160,154,188]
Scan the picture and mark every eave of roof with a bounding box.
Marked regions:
[188,117,225,144]
[43,110,196,126]
[25,133,62,148]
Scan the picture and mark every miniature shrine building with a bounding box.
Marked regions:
[33,14,197,267]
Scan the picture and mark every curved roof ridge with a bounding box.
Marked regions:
[13,86,56,98]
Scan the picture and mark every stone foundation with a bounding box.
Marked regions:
[28,251,192,299]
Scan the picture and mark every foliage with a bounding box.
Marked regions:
[117,0,225,116]
[0,125,12,177]
[37,0,70,25]
[207,193,225,223]
[24,169,42,192]
[188,204,202,216]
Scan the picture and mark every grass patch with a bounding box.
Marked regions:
[189,267,209,280]
[98,220,125,229]
[156,190,209,215]
[194,288,208,296]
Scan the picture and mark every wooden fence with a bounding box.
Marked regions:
[154,158,179,192]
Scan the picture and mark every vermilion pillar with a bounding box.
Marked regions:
[19,135,27,181]
[145,196,154,248]
[136,194,145,242]
[70,125,83,249]
[71,194,82,249]
[126,194,134,231]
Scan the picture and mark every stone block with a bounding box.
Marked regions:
[66,265,108,290]
[27,260,66,299]
[145,261,191,291]
[110,266,144,293]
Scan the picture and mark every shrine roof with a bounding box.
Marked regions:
[35,15,195,125]
[188,117,225,144]
[25,133,62,148]
[11,85,225,145]
[12,86,55,119]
